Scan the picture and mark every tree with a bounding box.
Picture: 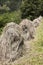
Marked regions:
[7,0,22,11]
[20,0,43,20]
[0,0,22,12]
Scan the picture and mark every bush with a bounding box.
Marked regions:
[0,10,21,28]
[20,0,43,20]
[0,28,3,34]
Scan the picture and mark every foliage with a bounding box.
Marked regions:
[0,11,21,28]
[20,0,43,20]
[0,0,22,12]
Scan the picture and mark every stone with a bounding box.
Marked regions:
[33,16,42,28]
[38,16,42,22]
[19,19,35,41]
[0,22,24,62]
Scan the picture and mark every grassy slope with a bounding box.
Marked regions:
[0,19,43,65]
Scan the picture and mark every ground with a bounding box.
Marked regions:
[0,19,43,65]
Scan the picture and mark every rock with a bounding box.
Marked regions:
[38,16,42,22]
[33,19,39,27]
[33,16,42,28]
[0,22,25,62]
[19,19,35,41]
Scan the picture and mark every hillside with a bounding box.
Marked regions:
[0,0,43,65]
[5,19,43,65]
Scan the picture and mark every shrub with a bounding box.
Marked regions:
[0,10,21,28]
[20,0,43,20]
